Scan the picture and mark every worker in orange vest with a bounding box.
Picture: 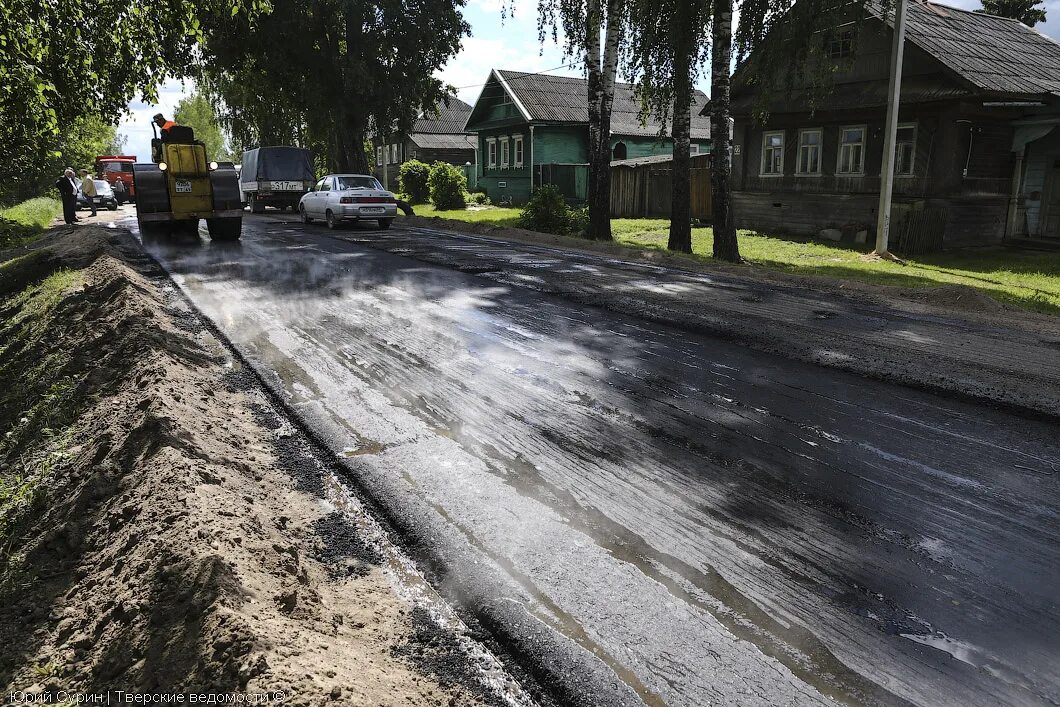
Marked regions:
[153,113,177,132]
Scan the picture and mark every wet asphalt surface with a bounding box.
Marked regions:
[137,213,1060,707]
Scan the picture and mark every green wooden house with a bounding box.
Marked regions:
[464,70,712,204]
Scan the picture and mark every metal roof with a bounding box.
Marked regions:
[490,70,713,139]
[610,152,713,168]
[898,0,1060,98]
[413,97,474,134]
[410,133,477,150]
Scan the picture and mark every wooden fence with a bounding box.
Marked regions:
[610,156,713,220]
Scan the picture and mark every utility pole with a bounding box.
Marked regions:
[874,0,908,256]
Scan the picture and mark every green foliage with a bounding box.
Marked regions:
[978,0,1046,25]
[0,198,61,248]
[0,0,261,203]
[428,162,467,211]
[466,191,491,206]
[197,0,469,174]
[2,116,121,205]
[399,161,432,204]
[174,91,234,162]
[518,185,585,236]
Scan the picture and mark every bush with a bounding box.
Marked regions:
[398,160,431,204]
[518,185,584,236]
[466,191,490,206]
[428,162,467,210]
[567,205,590,237]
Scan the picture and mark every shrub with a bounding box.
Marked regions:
[466,191,490,206]
[567,205,590,237]
[398,160,431,204]
[518,185,582,236]
[428,162,467,210]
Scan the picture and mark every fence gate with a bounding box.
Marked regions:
[609,160,712,220]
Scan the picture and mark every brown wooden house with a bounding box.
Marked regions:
[372,97,477,190]
[714,1,1060,248]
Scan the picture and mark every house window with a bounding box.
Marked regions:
[690,144,700,155]
[500,138,510,168]
[376,146,383,168]
[391,144,400,164]
[761,131,785,176]
[514,135,524,167]
[384,145,390,165]
[895,123,916,176]
[613,142,628,160]
[837,126,866,175]
[487,139,497,168]
[829,28,854,59]
[797,129,822,175]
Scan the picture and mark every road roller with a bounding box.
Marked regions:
[133,124,242,240]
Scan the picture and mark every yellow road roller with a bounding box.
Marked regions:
[133,125,242,240]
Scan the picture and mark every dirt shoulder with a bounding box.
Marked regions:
[0,226,530,705]
[386,215,1060,419]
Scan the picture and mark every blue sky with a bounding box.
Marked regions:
[119,0,1060,161]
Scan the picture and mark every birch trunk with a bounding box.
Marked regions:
[592,0,621,241]
[584,0,606,240]
[710,0,741,262]
[667,1,693,253]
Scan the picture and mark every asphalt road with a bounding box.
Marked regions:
[138,213,1059,707]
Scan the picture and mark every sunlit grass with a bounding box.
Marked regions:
[0,197,63,249]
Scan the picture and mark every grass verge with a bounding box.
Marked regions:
[0,268,83,587]
[402,207,1060,315]
[0,197,63,249]
[411,203,522,226]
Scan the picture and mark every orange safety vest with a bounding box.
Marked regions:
[161,120,177,131]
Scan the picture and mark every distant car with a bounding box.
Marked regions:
[77,179,119,211]
[298,174,397,229]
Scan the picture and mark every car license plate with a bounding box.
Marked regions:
[362,207,385,214]
[175,180,193,193]
[268,181,303,191]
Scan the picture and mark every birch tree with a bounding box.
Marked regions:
[625,0,711,253]
[537,0,624,241]
[710,0,741,262]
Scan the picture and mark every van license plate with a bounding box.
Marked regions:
[175,180,193,193]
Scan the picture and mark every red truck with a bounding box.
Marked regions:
[95,155,137,201]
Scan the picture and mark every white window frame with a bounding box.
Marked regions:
[392,143,401,164]
[796,128,823,176]
[760,130,785,177]
[836,125,867,175]
[690,144,700,155]
[513,135,524,167]
[895,122,917,177]
[487,138,497,168]
[376,146,383,168]
[500,137,510,168]
[384,145,390,165]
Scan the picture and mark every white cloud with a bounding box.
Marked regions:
[116,78,194,162]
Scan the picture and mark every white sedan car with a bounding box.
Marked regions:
[298,174,398,229]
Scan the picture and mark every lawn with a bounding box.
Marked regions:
[411,203,522,226]
[405,206,1060,315]
[0,198,62,249]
